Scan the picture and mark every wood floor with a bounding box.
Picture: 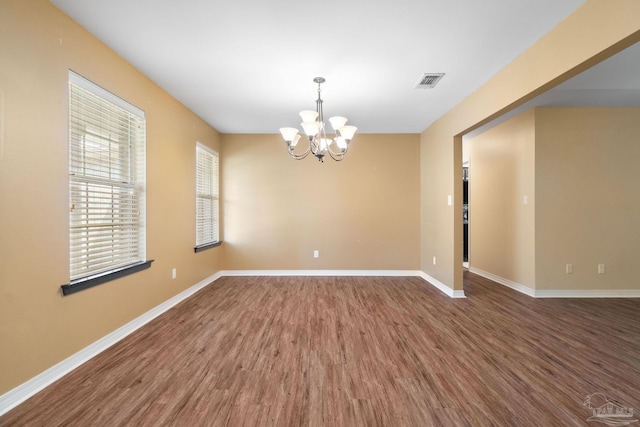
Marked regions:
[2,272,640,426]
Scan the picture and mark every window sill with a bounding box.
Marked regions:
[194,241,222,253]
[61,260,154,296]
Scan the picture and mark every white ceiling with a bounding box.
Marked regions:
[49,0,637,135]
[466,41,640,139]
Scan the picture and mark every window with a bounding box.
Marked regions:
[63,71,149,295]
[195,143,219,251]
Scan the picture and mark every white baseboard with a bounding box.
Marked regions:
[534,289,640,298]
[219,269,424,277]
[0,271,223,416]
[0,269,460,415]
[469,267,640,298]
[221,270,465,298]
[417,271,466,298]
[469,267,535,297]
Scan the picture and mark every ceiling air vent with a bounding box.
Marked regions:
[415,73,445,89]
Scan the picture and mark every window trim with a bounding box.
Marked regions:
[194,241,222,253]
[61,260,153,296]
[194,142,220,251]
[63,71,149,295]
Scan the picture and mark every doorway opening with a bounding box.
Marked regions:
[463,164,469,269]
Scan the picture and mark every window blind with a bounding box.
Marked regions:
[195,143,219,247]
[68,71,146,282]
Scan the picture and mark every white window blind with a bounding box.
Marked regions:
[196,143,219,247]
[68,71,146,281]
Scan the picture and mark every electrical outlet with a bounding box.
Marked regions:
[598,264,605,274]
[566,264,573,274]
[314,250,319,258]
[172,268,177,279]
[433,256,437,266]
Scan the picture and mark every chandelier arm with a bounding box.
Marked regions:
[288,143,311,160]
[326,146,346,161]
[326,150,345,161]
[327,143,348,158]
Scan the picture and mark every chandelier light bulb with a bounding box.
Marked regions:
[301,121,320,137]
[338,125,357,141]
[279,127,299,143]
[336,137,348,150]
[299,110,319,122]
[329,116,348,131]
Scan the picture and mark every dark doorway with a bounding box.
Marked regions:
[463,166,469,263]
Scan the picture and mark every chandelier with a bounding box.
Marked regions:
[279,77,357,162]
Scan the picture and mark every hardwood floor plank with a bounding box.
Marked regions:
[2,273,640,426]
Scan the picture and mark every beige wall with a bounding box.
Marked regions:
[465,110,536,288]
[420,0,640,292]
[0,1,222,394]
[466,107,640,291]
[221,134,421,271]
[535,108,640,290]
